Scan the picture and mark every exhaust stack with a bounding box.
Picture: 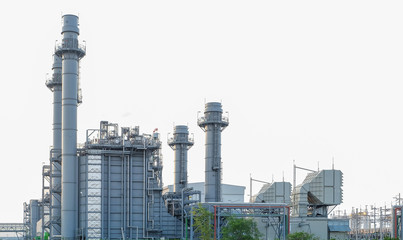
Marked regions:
[198,102,229,202]
[45,54,63,237]
[55,14,86,239]
[168,125,194,193]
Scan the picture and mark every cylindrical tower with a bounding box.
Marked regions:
[198,102,229,202]
[168,125,194,193]
[45,54,63,238]
[29,200,40,239]
[55,14,86,239]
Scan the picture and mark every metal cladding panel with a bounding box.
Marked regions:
[335,188,342,203]
[275,183,284,195]
[253,182,291,204]
[62,15,80,34]
[292,169,343,217]
[174,125,189,134]
[205,102,223,113]
[324,187,334,203]
[324,170,334,186]
[335,170,342,187]
[77,147,182,240]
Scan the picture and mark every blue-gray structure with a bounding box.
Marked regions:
[168,125,194,193]
[45,54,63,239]
[392,206,403,239]
[78,121,182,239]
[29,200,40,239]
[189,203,290,240]
[10,14,291,240]
[198,102,229,202]
[54,14,86,240]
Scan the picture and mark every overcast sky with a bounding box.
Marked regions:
[1,0,402,224]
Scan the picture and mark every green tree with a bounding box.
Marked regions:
[191,203,214,240]
[287,231,319,240]
[221,216,262,240]
[383,237,399,240]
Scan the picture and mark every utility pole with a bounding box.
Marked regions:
[394,193,402,205]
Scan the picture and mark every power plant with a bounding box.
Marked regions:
[1,14,403,240]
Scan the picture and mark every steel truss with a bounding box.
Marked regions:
[0,223,27,240]
[189,203,290,240]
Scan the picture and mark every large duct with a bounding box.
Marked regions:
[291,169,343,217]
[198,102,229,202]
[55,14,86,239]
[168,125,194,193]
[45,54,62,238]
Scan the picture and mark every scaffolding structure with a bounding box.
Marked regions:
[41,165,51,239]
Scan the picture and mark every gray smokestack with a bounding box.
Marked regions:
[198,102,229,202]
[168,125,194,193]
[45,54,62,237]
[55,14,86,239]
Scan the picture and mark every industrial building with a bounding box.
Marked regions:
[10,15,269,240]
[1,13,402,240]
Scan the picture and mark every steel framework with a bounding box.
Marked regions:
[41,165,51,238]
[189,203,289,240]
[392,206,403,239]
[0,223,27,240]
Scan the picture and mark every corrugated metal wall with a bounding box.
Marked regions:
[78,148,182,239]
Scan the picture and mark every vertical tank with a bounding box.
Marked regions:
[198,102,229,202]
[30,200,40,238]
[55,14,86,239]
[168,125,194,193]
[45,54,62,238]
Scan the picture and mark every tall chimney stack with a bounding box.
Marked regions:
[198,102,229,202]
[45,54,63,238]
[168,125,194,193]
[55,14,86,239]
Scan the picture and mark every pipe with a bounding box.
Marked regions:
[122,154,125,235]
[130,154,133,239]
[57,14,86,240]
[101,155,104,239]
[108,156,111,239]
[143,141,146,238]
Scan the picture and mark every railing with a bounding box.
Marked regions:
[54,39,86,57]
[197,116,229,125]
[167,136,195,145]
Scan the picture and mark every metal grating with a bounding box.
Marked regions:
[87,155,102,240]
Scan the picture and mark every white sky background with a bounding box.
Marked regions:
[0,0,402,223]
